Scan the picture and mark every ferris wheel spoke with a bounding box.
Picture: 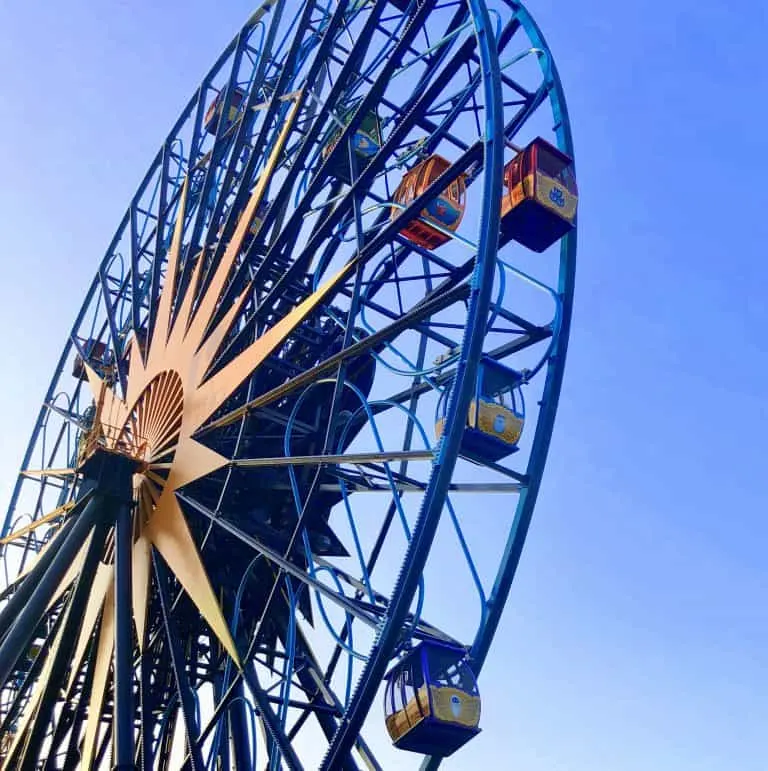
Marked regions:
[279,625,372,771]
[198,8,285,222]
[190,105,304,347]
[146,148,178,346]
[0,508,104,694]
[203,280,470,436]
[98,267,128,393]
[129,189,146,340]
[152,553,206,771]
[177,492,380,630]
[242,663,305,771]
[204,0,349,273]
[14,515,106,771]
[232,450,433,467]
[255,0,444,265]
[258,139,482,319]
[59,646,97,771]
[215,7,401,314]
[0,502,74,550]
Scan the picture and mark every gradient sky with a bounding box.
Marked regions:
[0,1,766,769]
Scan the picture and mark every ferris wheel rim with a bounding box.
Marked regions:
[317,0,508,763]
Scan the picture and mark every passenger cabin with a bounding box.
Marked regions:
[384,641,481,757]
[218,198,270,250]
[204,87,247,135]
[436,355,525,464]
[72,340,109,381]
[392,155,466,250]
[500,137,577,252]
[244,198,270,246]
[322,105,382,183]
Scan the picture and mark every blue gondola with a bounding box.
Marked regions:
[436,355,525,464]
[383,641,481,756]
[322,101,382,183]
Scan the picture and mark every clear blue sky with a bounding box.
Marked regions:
[0,1,766,769]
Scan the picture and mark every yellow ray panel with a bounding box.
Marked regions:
[20,468,76,480]
[0,502,74,545]
[163,436,229,490]
[68,563,113,692]
[169,251,204,348]
[192,257,355,430]
[80,585,115,771]
[185,92,303,353]
[193,284,252,385]
[145,492,240,667]
[149,179,190,364]
[132,533,152,651]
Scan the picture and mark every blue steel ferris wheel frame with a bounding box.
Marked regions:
[1,0,576,767]
[321,1,576,766]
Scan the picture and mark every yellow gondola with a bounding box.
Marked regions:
[436,355,525,464]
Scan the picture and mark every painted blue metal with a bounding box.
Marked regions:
[242,663,303,771]
[470,0,577,668]
[97,267,127,392]
[284,379,428,660]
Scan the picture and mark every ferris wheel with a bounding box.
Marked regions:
[0,0,577,768]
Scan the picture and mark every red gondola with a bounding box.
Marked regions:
[500,137,578,252]
[391,155,466,250]
[72,340,108,381]
[203,87,247,135]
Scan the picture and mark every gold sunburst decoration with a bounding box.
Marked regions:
[2,90,362,769]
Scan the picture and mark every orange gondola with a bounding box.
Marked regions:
[500,137,577,252]
[391,155,466,250]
